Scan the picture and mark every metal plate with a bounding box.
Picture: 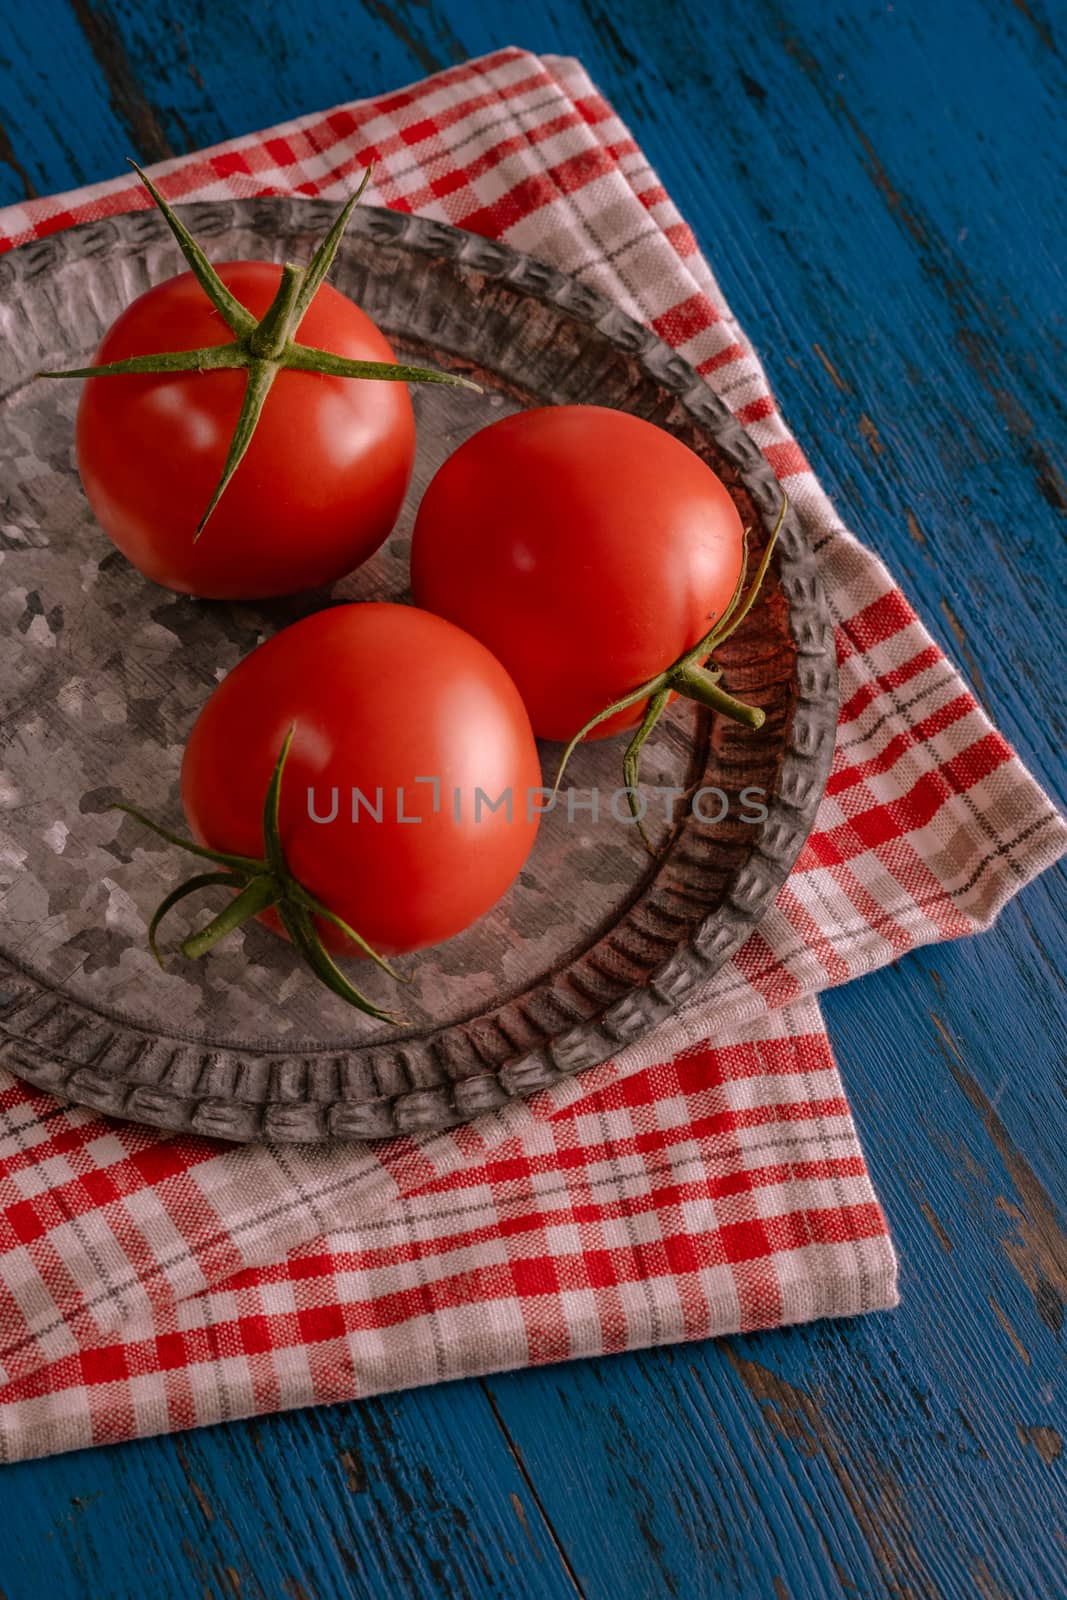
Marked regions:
[0,200,837,1141]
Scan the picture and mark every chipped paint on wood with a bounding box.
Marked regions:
[0,2,1063,1598]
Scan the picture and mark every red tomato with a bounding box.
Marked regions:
[410,406,746,741]
[77,264,415,599]
[181,603,541,955]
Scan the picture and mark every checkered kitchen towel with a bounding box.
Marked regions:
[0,49,1062,1462]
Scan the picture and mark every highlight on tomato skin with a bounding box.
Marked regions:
[76,265,417,600]
[187,604,542,945]
[409,404,749,743]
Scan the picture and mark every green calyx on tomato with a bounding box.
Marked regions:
[552,493,787,849]
[39,161,479,541]
[112,727,407,1022]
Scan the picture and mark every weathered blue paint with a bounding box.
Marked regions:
[0,2,1064,1596]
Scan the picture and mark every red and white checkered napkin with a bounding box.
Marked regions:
[0,50,1062,1462]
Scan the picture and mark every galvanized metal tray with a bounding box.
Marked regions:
[0,200,837,1141]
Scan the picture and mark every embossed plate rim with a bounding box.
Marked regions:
[0,200,837,1141]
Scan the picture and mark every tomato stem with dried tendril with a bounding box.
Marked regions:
[37,162,481,541]
[552,492,789,851]
[112,729,408,1022]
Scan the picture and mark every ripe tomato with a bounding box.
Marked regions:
[410,406,747,742]
[179,603,541,960]
[76,264,415,599]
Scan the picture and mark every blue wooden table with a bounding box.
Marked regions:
[1,3,1064,1596]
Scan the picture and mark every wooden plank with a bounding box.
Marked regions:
[0,1,161,198]
[0,1384,582,1599]
[478,882,1067,1599]
[0,0,1063,1597]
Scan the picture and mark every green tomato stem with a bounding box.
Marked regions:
[148,870,245,965]
[40,162,481,540]
[622,687,671,851]
[290,165,374,330]
[247,263,304,360]
[283,342,481,390]
[127,159,256,338]
[671,662,766,729]
[551,492,788,848]
[193,357,280,540]
[116,731,405,1019]
[37,344,246,381]
[180,873,281,959]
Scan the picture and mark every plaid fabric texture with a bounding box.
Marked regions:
[0,49,1062,1462]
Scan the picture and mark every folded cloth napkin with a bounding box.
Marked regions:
[0,48,1062,1463]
